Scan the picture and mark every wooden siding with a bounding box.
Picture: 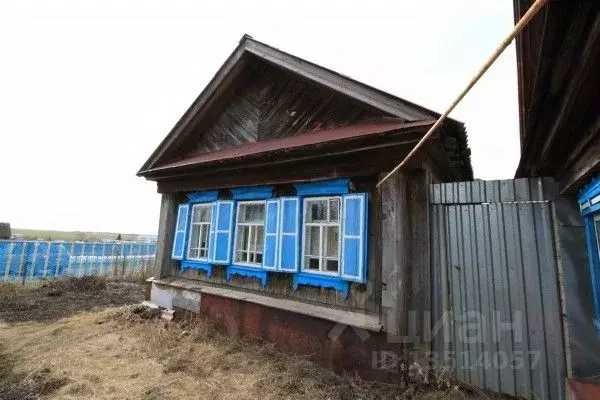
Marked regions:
[515,1,600,191]
[185,61,389,156]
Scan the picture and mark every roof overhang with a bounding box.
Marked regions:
[139,120,458,193]
[139,120,432,176]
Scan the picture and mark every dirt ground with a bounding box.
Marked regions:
[0,277,146,323]
[0,278,480,400]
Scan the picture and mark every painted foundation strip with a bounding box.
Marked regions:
[152,277,382,332]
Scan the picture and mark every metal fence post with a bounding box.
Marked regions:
[78,243,85,277]
[55,243,63,277]
[67,243,75,276]
[42,241,51,278]
[90,243,96,276]
[100,243,107,276]
[18,242,28,285]
[4,242,14,282]
[29,241,40,283]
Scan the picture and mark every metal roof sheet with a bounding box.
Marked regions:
[141,119,435,174]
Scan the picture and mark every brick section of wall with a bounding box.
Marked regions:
[199,293,406,382]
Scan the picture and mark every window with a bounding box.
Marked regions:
[302,197,341,274]
[235,201,266,266]
[187,204,212,260]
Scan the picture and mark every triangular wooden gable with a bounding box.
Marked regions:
[187,61,389,156]
[138,35,472,180]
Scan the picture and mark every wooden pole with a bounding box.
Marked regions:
[377,0,549,187]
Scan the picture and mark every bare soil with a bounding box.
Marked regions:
[0,277,146,323]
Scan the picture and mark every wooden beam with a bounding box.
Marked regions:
[380,170,408,336]
[538,6,600,165]
[558,111,600,182]
[155,145,426,193]
[154,193,179,279]
[406,169,431,358]
[559,133,600,194]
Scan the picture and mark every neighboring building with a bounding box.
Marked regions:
[513,0,600,382]
[0,223,10,239]
[139,35,472,376]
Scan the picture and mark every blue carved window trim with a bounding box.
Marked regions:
[578,176,600,334]
[181,260,213,277]
[178,190,219,275]
[172,180,368,298]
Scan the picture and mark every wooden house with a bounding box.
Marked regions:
[513,0,600,384]
[138,35,472,375]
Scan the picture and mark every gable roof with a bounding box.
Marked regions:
[138,34,472,179]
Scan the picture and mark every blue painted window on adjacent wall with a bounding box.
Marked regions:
[170,180,368,298]
[578,176,600,334]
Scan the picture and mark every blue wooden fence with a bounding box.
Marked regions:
[0,240,157,284]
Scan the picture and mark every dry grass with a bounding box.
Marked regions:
[0,279,486,399]
[0,301,483,400]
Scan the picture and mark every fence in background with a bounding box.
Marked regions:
[0,240,157,285]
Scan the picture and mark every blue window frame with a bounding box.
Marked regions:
[175,190,219,276]
[301,196,342,275]
[170,180,369,298]
[172,203,189,260]
[233,200,267,268]
[186,203,213,262]
[278,197,300,273]
[579,176,600,333]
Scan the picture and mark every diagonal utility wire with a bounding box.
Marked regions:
[377,0,549,188]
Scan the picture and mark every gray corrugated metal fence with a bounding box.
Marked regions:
[430,178,565,400]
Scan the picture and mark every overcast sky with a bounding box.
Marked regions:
[0,0,519,235]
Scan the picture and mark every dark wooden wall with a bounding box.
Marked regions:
[379,168,432,348]
[515,0,600,192]
[178,61,392,158]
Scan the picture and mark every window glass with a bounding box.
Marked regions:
[193,206,211,223]
[329,198,339,221]
[187,204,212,260]
[326,226,339,257]
[306,199,327,222]
[235,202,266,266]
[302,197,341,274]
[240,204,265,223]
